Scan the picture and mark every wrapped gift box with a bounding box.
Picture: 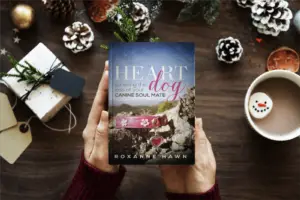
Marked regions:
[2,43,72,122]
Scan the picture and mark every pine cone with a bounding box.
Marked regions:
[236,0,254,8]
[42,0,76,19]
[120,0,162,19]
[62,22,94,54]
[216,37,243,64]
[179,87,195,120]
[251,0,293,36]
[130,2,151,34]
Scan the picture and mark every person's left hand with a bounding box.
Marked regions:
[82,61,118,173]
[160,118,216,194]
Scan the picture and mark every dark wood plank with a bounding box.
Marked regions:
[1,1,300,200]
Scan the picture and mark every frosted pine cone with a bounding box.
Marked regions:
[42,0,76,19]
[62,22,94,54]
[179,87,195,120]
[130,2,151,34]
[251,0,293,36]
[216,37,243,64]
[120,0,162,19]
[236,0,254,8]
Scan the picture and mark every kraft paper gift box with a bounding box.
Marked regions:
[2,43,72,122]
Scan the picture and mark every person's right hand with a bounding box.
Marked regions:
[160,118,216,194]
[82,61,118,173]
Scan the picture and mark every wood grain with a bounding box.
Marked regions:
[1,1,300,200]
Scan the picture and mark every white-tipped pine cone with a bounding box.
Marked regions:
[131,2,151,34]
[236,0,255,8]
[120,0,162,20]
[216,37,243,64]
[179,87,195,120]
[251,0,293,36]
[62,22,94,54]
[42,0,76,19]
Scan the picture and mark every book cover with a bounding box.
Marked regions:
[109,42,195,165]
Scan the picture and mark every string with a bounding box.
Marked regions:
[20,58,63,101]
[24,103,77,134]
[0,80,77,133]
[0,79,18,109]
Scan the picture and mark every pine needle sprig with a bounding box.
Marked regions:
[108,6,137,42]
[0,55,44,85]
[101,5,161,50]
[150,37,160,42]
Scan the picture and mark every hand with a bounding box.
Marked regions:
[160,118,216,194]
[82,61,118,173]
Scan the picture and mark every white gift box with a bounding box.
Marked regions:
[2,43,72,122]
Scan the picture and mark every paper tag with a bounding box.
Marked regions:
[0,122,32,164]
[0,93,17,131]
[50,69,85,98]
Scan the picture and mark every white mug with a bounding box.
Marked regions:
[244,70,300,141]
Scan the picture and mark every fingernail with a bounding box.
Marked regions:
[105,61,109,70]
[196,118,203,128]
[97,120,105,132]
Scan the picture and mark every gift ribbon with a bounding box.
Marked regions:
[20,58,63,101]
[0,79,77,134]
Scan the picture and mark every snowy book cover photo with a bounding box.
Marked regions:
[109,42,195,164]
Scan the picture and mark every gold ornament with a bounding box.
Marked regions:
[11,4,35,29]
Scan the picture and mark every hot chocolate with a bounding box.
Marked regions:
[252,78,300,135]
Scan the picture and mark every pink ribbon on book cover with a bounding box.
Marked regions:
[115,115,168,129]
[115,115,168,147]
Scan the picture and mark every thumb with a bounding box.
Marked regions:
[93,111,109,158]
[195,118,207,141]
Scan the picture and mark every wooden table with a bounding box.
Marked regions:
[1,1,300,200]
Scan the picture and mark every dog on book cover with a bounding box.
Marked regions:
[108,42,195,165]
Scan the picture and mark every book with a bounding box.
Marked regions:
[109,42,195,165]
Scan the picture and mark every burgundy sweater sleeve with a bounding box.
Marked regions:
[63,154,126,200]
[166,183,221,200]
[63,154,220,200]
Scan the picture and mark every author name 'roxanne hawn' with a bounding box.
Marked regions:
[108,42,195,165]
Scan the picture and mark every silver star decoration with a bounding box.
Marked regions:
[0,48,7,56]
[13,37,21,44]
[13,28,19,33]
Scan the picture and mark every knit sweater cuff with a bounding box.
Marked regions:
[63,153,126,200]
[166,183,221,200]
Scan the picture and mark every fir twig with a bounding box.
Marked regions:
[107,6,138,42]
[101,5,161,50]
[100,44,109,50]
[150,37,160,42]
[113,32,126,42]
[0,55,44,85]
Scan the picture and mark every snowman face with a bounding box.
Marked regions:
[249,92,273,119]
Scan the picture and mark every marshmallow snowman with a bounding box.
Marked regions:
[249,92,273,119]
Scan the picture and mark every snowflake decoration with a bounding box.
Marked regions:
[121,119,128,127]
[140,119,150,127]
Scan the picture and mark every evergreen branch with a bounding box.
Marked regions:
[108,6,138,42]
[100,44,109,50]
[0,72,21,79]
[150,37,160,42]
[114,32,126,42]
[1,55,44,85]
